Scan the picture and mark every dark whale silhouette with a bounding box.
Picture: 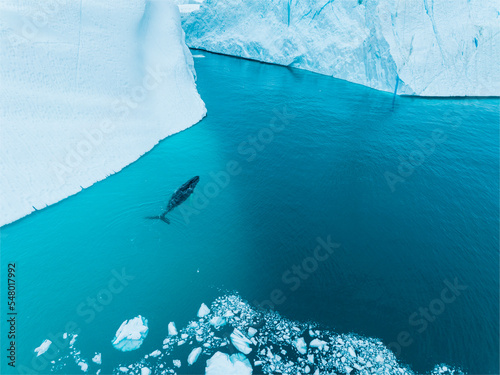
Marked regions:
[146,176,200,224]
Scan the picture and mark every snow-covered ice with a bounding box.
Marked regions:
[77,361,88,372]
[34,339,52,357]
[178,0,500,96]
[198,303,210,317]
[0,0,206,226]
[230,328,253,355]
[206,351,253,375]
[112,315,149,352]
[293,337,307,355]
[91,352,101,365]
[209,316,226,328]
[187,347,202,365]
[168,321,178,336]
[149,350,161,357]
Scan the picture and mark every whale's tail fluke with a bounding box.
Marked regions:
[145,214,170,224]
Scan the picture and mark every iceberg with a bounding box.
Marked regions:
[230,328,253,355]
[187,347,202,365]
[205,351,253,375]
[178,0,500,96]
[112,315,149,352]
[293,337,307,355]
[168,321,178,336]
[91,352,101,365]
[149,350,161,357]
[34,339,52,357]
[0,0,206,226]
[198,303,211,317]
[210,316,226,328]
[77,361,88,372]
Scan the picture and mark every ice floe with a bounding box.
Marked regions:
[34,339,52,357]
[92,352,102,365]
[206,351,253,375]
[112,315,149,352]
[230,328,253,355]
[198,303,211,317]
[187,347,202,365]
[168,322,178,336]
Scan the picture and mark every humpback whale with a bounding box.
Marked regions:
[146,176,200,224]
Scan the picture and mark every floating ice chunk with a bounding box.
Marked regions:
[247,327,257,337]
[119,367,128,372]
[78,361,88,372]
[34,340,52,357]
[111,316,148,352]
[198,303,210,317]
[188,347,202,365]
[173,359,181,368]
[168,322,178,336]
[205,351,252,375]
[210,316,227,329]
[141,367,151,375]
[70,335,77,346]
[63,333,68,339]
[230,329,253,355]
[310,339,327,350]
[293,337,307,355]
[149,350,161,357]
[92,352,101,364]
[348,346,356,357]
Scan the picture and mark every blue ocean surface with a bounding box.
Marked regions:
[1,51,498,374]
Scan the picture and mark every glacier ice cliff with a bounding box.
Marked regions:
[178,0,500,96]
[0,0,206,226]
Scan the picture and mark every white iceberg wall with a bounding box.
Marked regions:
[0,0,206,226]
[178,0,499,96]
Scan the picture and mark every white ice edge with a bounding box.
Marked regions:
[177,0,500,97]
[0,0,206,226]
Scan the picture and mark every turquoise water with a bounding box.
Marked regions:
[1,51,498,374]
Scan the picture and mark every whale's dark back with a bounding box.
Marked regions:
[166,176,200,212]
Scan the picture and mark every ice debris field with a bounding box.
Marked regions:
[39,294,463,375]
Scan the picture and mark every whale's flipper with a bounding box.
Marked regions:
[145,215,170,224]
